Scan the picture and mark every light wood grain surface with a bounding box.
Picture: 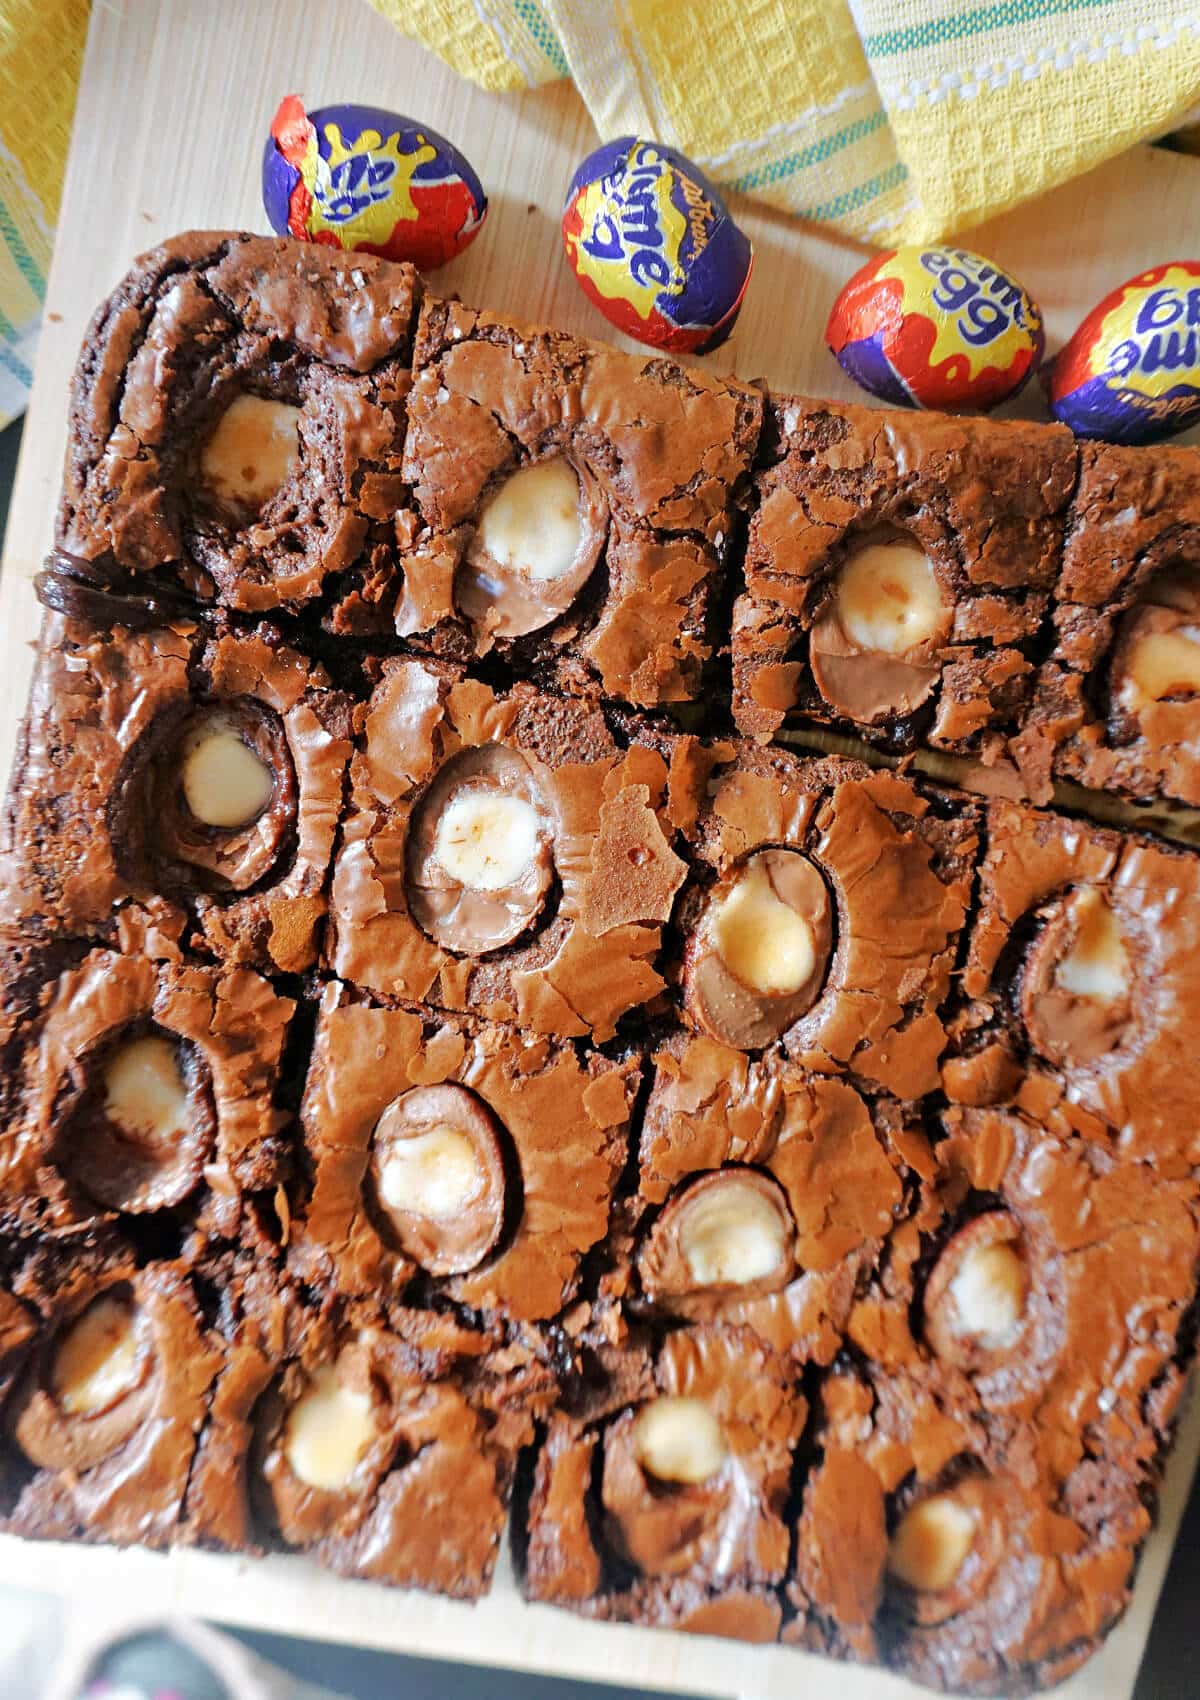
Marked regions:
[1,1,1198,1695]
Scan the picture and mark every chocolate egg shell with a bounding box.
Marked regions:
[562,137,753,354]
[263,94,487,270]
[826,245,1044,412]
[1049,262,1200,444]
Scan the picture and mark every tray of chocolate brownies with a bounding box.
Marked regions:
[3,60,1200,1700]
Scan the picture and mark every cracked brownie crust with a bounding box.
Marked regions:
[787,1099,1200,1694]
[524,1322,804,1635]
[57,231,420,613]
[1,614,352,974]
[620,726,977,1095]
[1024,440,1200,806]
[732,396,1077,765]
[0,938,294,1244]
[377,297,762,705]
[615,1031,922,1362]
[1,1249,222,1549]
[328,656,689,1041]
[945,797,1200,1166]
[186,1272,556,1598]
[292,985,638,1322]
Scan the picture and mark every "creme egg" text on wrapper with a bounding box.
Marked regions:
[263,95,487,270]
[1050,261,1200,444]
[827,245,1044,412]
[562,138,752,354]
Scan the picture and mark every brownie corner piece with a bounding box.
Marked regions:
[2,611,352,975]
[1,1248,222,1549]
[733,394,1076,762]
[788,1351,1151,1694]
[57,229,421,615]
[392,296,763,707]
[800,1077,1200,1691]
[187,1280,537,1600]
[1033,436,1200,806]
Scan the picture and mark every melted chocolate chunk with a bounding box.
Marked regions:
[35,547,197,628]
[405,744,554,954]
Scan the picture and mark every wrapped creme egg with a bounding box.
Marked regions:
[562,137,752,354]
[263,94,487,270]
[1050,262,1200,443]
[827,244,1044,412]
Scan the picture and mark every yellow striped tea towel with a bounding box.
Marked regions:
[3,0,1199,424]
[372,0,1200,246]
[0,0,88,428]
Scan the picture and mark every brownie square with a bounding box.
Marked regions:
[1,614,352,974]
[1023,440,1200,805]
[187,1274,553,1599]
[626,728,978,1097]
[926,1105,1200,1476]
[787,1362,1150,1692]
[945,796,1200,1169]
[57,231,419,613]
[732,397,1076,760]
[328,658,690,1041]
[522,1322,804,1638]
[0,935,294,1244]
[0,1246,222,1548]
[789,1101,1200,1692]
[291,987,638,1322]
[845,1096,1200,1485]
[608,1030,928,1365]
[370,296,762,706]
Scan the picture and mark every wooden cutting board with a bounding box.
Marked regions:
[1,2,1198,1694]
